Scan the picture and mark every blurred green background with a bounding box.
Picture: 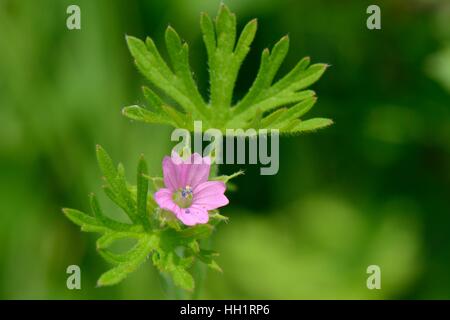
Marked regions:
[1,0,450,299]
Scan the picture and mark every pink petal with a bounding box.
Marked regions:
[170,151,184,164]
[154,188,180,215]
[162,153,211,190]
[185,153,211,188]
[193,181,229,210]
[162,156,180,191]
[177,205,209,226]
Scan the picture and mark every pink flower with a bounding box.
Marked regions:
[154,152,229,226]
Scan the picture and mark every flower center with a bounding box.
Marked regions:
[173,185,193,208]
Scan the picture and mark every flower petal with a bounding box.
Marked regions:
[154,188,180,215]
[163,153,211,190]
[193,181,229,210]
[162,156,181,190]
[177,205,209,226]
[185,153,211,188]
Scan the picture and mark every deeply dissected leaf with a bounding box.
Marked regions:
[89,193,135,232]
[122,105,175,127]
[212,170,244,183]
[170,265,195,291]
[288,118,334,133]
[153,250,195,291]
[198,249,223,273]
[62,208,106,233]
[125,4,332,133]
[96,145,118,187]
[96,147,140,225]
[96,231,142,250]
[233,19,257,68]
[137,155,151,230]
[165,27,207,115]
[97,234,158,286]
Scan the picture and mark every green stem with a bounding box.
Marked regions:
[191,163,219,299]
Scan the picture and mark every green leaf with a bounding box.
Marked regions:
[170,266,195,291]
[209,211,229,226]
[260,107,288,128]
[268,63,328,97]
[270,96,317,129]
[124,4,331,133]
[161,251,196,291]
[212,170,244,183]
[98,249,128,265]
[63,208,106,233]
[266,36,290,85]
[233,48,271,114]
[161,105,188,128]
[233,35,289,118]
[97,232,153,265]
[268,56,310,93]
[114,163,140,224]
[198,249,222,273]
[126,35,172,87]
[281,119,301,131]
[248,108,263,129]
[95,148,141,227]
[97,235,157,286]
[161,210,183,231]
[144,37,174,81]
[179,224,214,240]
[164,26,207,117]
[282,96,317,120]
[96,231,142,250]
[215,3,236,54]
[122,105,174,127]
[142,86,164,109]
[137,155,151,230]
[200,12,216,59]
[187,240,200,254]
[289,118,334,133]
[89,193,135,232]
[234,19,257,67]
[237,90,316,122]
[208,4,238,113]
[103,186,128,213]
[96,145,118,187]
[144,175,165,191]
[126,35,199,117]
